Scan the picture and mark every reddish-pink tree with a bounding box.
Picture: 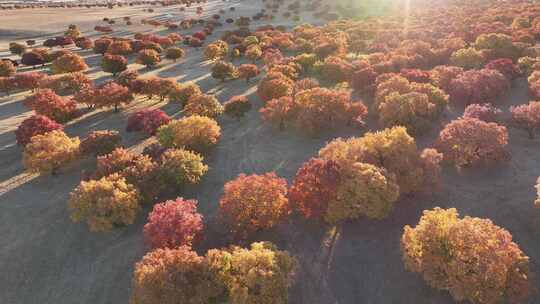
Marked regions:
[462,103,502,122]
[448,69,509,105]
[23,89,77,122]
[143,198,204,249]
[126,109,171,135]
[510,101,540,138]
[15,114,63,146]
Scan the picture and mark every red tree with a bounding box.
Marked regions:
[15,115,63,146]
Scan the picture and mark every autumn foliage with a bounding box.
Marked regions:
[157,116,221,152]
[436,118,510,168]
[80,130,122,156]
[158,148,208,189]
[126,109,171,135]
[224,95,251,119]
[510,101,540,138]
[402,208,530,304]
[219,173,289,237]
[143,198,203,249]
[448,69,509,105]
[68,173,140,232]
[23,89,77,122]
[15,115,63,146]
[184,94,224,118]
[22,130,80,174]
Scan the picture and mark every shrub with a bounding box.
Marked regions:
[93,38,113,55]
[245,44,262,62]
[157,116,220,152]
[378,91,438,134]
[93,81,134,112]
[450,48,486,69]
[206,242,296,304]
[319,126,441,195]
[68,173,140,232]
[211,60,237,82]
[143,198,203,249]
[165,47,185,61]
[288,158,341,221]
[107,40,132,55]
[257,72,294,102]
[126,109,171,135]
[9,42,26,55]
[510,101,540,138]
[116,69,139,87]
[224,95,251,119]
[0,60,16,77]
[75,37,94,50]
[475,33,521,61]
[158,148,208,189]
[237,64,259,83]
[136,49,161,67]
[15,115,63,146]
[168,82,202,105]
[21,51,46,67]
[204,40,228,60]
[101,54,127,76]
[51,53,88,74]
[430,65,463,91]
[402,208,530,304]
[462,103,502,122]
[131,246,225,304]
[23,89,77,122]
[219,173,289,237]
[80,130,122,156]
[184,94,224,118]
[448,69,509,105]
[22,130,80,174]
[324,162,399,223]
[485,58,520,80]
[436,118,510,168]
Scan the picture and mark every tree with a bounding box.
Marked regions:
[165,47,185,61]
[22,130,80,175]
[168,82,202,105]
[317,56,354,83]
[75,37,94,50]
[448,69,509,106]
[116,69,139,87]
[157,116,221,152]
[402,208,530,304]
[158,148,208,189]
[126,109,171,135]
[224,95,251,119]
[475,33,521,61]
[0,60,16,77]
[101,54,127,76]
[92,147,140,179]
[23,89,78,122]
[219,173,289,238]
[68,173,140,232]
[206,242,296,304]
[510,101,540,138]
[93,38,113,55]
[11,72,47,92]
[257,72,294,102]
[51,53,88,74]
[107,40,133,55]
[449,48,486,69]
[437,118,510,168]
[15,115,63,146]
[260,96,296,131]
[211,60,237,82]
[21,51,46,68]
[429,65,463,92]
[378,91,437,134]
[288,158,341,221]
[237,64,259,83]
[39,72,93,95]
[143,198,203,249]
[131,246,225,304]
[319,126,442,195]
[245,44,262,62]
[94,81,134,112]
[204,40,228,61]
[9,42,26,55]
[137,49,161,67]
[324,162,399,223]
[184,94,224,118]
[485,58,520,80]
[80,130,122,156]
[463,103,502,123]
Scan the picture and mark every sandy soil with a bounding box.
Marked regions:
[0,1,539,304]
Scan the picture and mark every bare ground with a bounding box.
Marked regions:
[0,1,539,304]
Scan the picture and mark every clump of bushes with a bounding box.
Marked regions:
[68,173,140,232]
[22,130,80,175]
[80,130,122,156]
[15,115,63,146]
[157,116,221,152]
[436,118,510,168]
[402,207,529,304]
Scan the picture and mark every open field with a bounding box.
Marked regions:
[1,0,540,303]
